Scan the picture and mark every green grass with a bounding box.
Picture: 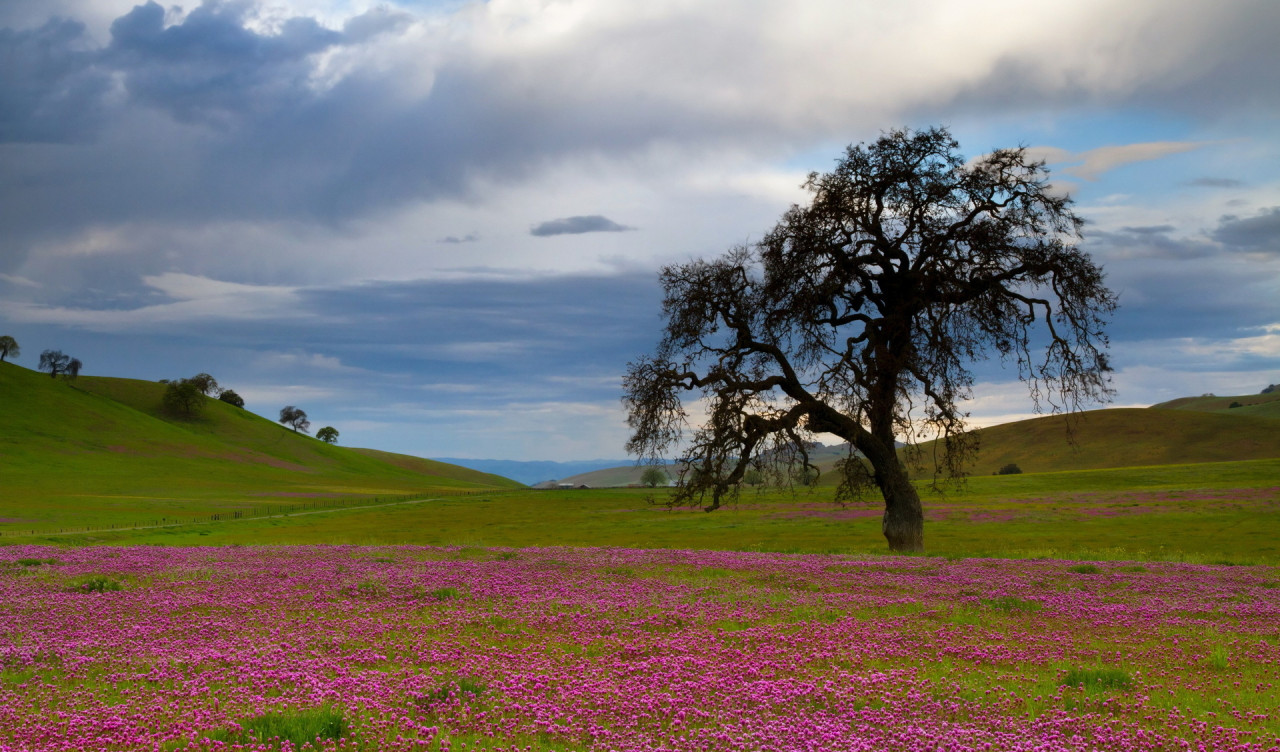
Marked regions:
[5,360,1280,564]
[1154,390,1280,420]
[170,706,348,750]
[12,457,1276,564]
[1059,667,1134,691]
[0,362,520,533]
[980,595,1042,613]
[861,407,1280,478]
[67,574,124,593]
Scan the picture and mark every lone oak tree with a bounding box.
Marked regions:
[38,349,73,379]
[624,127,1115,552]
[0,336,18,363]
[279,406,310,434]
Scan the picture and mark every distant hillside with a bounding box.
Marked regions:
[552,445,856,487]
[0,363,519,528]
[553,402,1280,487]
[541,461,685,488]
[1152,391,1280,420]
[865,406,1280,480]
[347,447,517,487]
[432,457,641,486]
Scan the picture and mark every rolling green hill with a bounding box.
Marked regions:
[1151,390,1280,420]
[0,362,519,532]
[562,401,1280,487]
[843,406,1280,481]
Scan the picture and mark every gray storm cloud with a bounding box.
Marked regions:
[1213,207,1280,253]
[530,216,633,237]
[2,0,1278,252]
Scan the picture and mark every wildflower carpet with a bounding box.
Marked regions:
[2,545,1277,751]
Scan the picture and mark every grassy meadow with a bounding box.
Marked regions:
[2,360,1277,565]
[5,458,1277,565]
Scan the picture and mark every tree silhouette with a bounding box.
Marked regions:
[316,426,339,444]
[187,373,219,396]
[0,336,18,363]
[279,406,310,433]
[38,350,73,379]
[624,127,1115,552]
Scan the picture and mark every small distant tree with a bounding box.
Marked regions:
[162,379,205,419]
[279,405,310,433]
[996,463,1023,475]
[38,349,72,378]
[316,426,339,444]
[65,358,83,380]
[1263,384,1278,395]
[796,466,818,487]
[742,467,764,487]
[218,389,245,408]
[0,335,18,362]
[187,373,220,396]
[640,466,668,488]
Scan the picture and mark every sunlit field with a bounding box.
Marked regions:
[3,545,1278,751]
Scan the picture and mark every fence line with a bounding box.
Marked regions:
[1,487,519,539]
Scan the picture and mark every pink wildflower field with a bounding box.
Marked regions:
[2,546,1278,752]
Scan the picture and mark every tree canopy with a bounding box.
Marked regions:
[0,336,18,363]
[639,466,668,488]
[624,126,1115,552]
[316,426,339,444]
[279,406,310,434]
[218,389,245,408]
[38,350,76,379]
[162,379,205,419]
[187,373,220,396]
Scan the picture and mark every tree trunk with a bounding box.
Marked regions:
[878,462,924,552]
[808,403,926,552]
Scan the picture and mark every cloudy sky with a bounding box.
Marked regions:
[2,0,1278,462]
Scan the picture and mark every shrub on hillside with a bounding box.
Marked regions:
[162,380,205,419]
[218,389,245,408]
[996,463,1023,475]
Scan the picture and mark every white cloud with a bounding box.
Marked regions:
[254,350,363,373]
[0,273,306,332]
[0,273,41,288]
[1063,142,1207,181]
[1111,364,1277,405]
[1173,331,1280,360]
[235,383,339,406]
[1023,141,1207,182]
